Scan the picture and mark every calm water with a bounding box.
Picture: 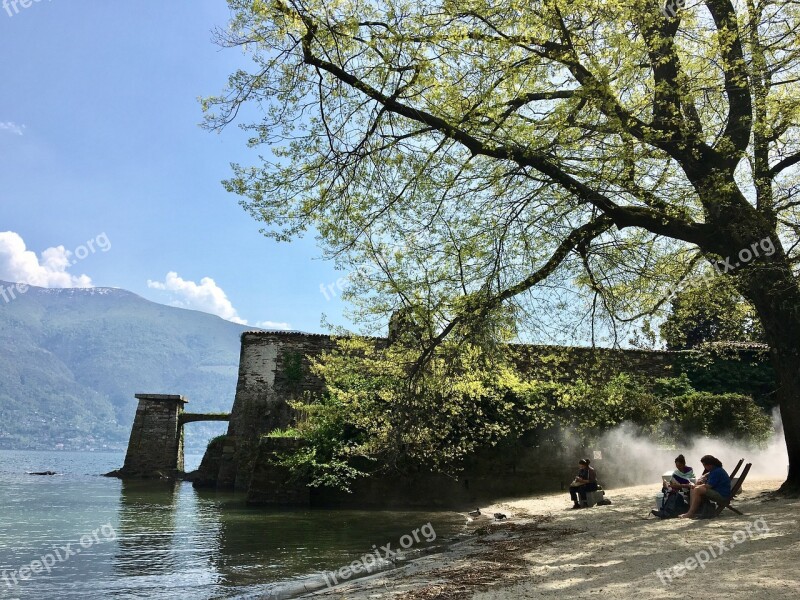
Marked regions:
[0,450,467,599]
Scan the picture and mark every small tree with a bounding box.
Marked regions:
[274,337,554,490]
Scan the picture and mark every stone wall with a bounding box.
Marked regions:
[211,331,682,495]
[216,332,348,490]
[308,440,579,508]
[190,434,226,488]
[246,437,311,506]
[111,396,231,481]
[509,344,676,383]
[207,331,770,505]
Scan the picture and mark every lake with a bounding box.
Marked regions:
[0,450,467,599]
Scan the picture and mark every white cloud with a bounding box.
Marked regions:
[147,272,292,328]
[147,271,248,324]
[0,122,25,136]
[0,231,93,288]
[254,320,293,330]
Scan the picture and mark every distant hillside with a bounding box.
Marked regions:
[0,282,256,450]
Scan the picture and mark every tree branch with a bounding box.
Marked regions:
[641,9,683,134]
[410,216,615,376]
[770,152,800,177]
[505,90,575,109]
[704,0,753,160]
[299,21,712,248]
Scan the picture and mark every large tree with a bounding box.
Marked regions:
[205,0,800,491]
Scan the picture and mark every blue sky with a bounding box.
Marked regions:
[0,0,352,332]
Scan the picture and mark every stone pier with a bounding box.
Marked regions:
[108,393,232,479]
[120,394,188,477]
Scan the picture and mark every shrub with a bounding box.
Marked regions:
[669,392,773,445]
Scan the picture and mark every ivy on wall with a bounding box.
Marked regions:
[672,344,777,410]
[261,338,775,491]
[281,351,304,388]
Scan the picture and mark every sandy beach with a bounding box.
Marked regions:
[300,479,800,599]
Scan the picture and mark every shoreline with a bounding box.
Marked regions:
[294,478,800,599]
[233,532,476,599]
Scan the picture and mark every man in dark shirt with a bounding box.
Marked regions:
[569,458,598,509]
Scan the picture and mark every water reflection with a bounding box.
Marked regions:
[115,480,180,576]
[1,451,467,599]
[111,480,225,598]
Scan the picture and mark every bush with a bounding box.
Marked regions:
[265,427,302,439]
[207,434,227,447]
[554,374,664,434]
[669,392,773,445]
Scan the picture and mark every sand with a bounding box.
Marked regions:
[298,479,800,599]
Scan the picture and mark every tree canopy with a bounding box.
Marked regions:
[206,0,800,489]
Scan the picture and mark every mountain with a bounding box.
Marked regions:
[0,281,256,451]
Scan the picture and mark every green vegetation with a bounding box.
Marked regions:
[661,278,765,350]
[673,344,776,411]
[272,340,773,491]
[667,391,772,441]
[281,351,304,388]
[266,427,303,439]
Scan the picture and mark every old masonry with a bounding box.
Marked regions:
[108,330,770,507]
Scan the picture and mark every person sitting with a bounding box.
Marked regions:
[569,458,598,509]
[667,454,695,493]
[679,455,731,519]
[652,454,696,518]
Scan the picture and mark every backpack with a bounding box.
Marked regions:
[651,491,688,519]
[694,497,718,519]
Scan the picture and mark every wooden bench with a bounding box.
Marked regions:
[714,462,751,516]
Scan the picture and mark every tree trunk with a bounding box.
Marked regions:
[737,260,800,492]
[775,363,800,491]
